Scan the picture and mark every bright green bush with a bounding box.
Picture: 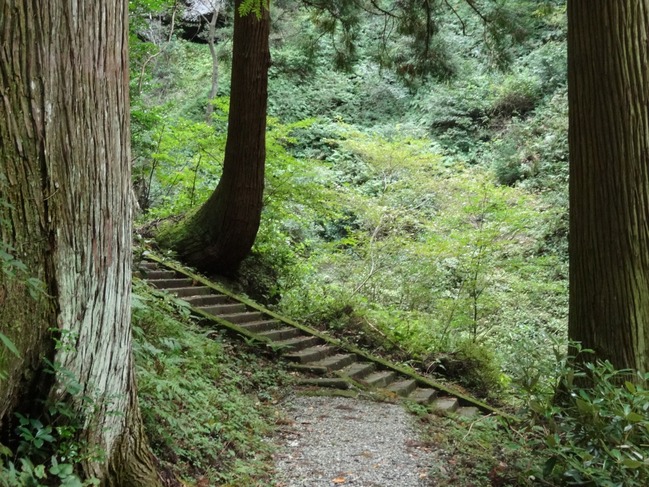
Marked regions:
[530,360,649,486]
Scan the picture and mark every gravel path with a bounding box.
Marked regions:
[273,395,434,486]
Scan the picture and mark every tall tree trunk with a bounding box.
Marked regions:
[568,0,649,374]
[158,0,271,275]
[0,1,160,484]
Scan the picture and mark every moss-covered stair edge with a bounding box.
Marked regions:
[140,253,516,420]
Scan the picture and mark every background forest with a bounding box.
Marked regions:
[131,0,568,399]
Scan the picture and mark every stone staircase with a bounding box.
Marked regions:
[137,255,509,419]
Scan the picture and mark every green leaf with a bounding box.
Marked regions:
[575,397,593,415]
[625,412,643,423]
[0,332,20,358]
[621,458,643,469]
[543,457,558,478]
[34,463,47,479]
[0,442,12,457]
[61,475,84,487]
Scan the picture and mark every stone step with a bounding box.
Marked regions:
[258,327,302,341]
[138,269,177,280]
[184,294,231,306]
[310,354,355,372]
[339,362,375,380]
[457,406,480,418]
[238,320,282,333]
[287,363,329,375]
[271,335,320,352]
[198,303,247,316]
[433,397,459,413]
[149,278,194,289]
[363,370,397,388]
[387,379,418,397]
[408,388,438,404]
[297,378,351,389]
[166,286,213,297]
[218,311,265,324]
[284,345,333,364]
[137,261,159,270]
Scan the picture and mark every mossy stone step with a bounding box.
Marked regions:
[309,354,355,372]
[184,294,231,306]
[433,397,459,413]
[284,345,333,364]
[138,269,176,280]
[238,320,282,333]
[408,388,438,404]
[217,311,264,324]
[271,335,320,352]
[287,363,329,375]
[387,379,417,397]
[198,303,247,315]
[258,327,302,341]
[363,370,397,388]
[338,362,375,380]
[457,406,480,418]
[150,278,194,289]
[166,286,212,297]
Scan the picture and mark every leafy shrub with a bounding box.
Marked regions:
[529,360,649,486]
[436,340,503,398]
[132,279,289,485]
[491,73,542,119]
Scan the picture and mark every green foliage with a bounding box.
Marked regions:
[132,279,290,485]
[274,130,564,379]
[132,103,225,216]
[528,360,649,486]
[239,0,269,19]
[0,360,101,487]
[418,355,649,487]
[436,340,503,398]
[421,414,536,486]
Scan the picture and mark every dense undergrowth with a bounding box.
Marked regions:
[125,1,648,486]
[132,277,291,485]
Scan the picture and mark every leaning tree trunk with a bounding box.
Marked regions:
[0,1,160,485]
[568,0,649,375]
[158,0,271,275]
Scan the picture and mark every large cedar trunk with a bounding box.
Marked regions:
[0,1,160,484]
[158,0,271,275]
[568,0,649,374]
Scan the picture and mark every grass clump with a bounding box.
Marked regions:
[132,278,291,486]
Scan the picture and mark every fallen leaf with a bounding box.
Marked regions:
[332,477,346,484]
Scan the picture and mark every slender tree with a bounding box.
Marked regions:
[568,0,649,374]
[203,0,224,122]
[0,1,161,484]
[158,0,271,274]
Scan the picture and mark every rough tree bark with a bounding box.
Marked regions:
[0,1,161,484]
[568,0,649,374]
[158,0,271,275]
